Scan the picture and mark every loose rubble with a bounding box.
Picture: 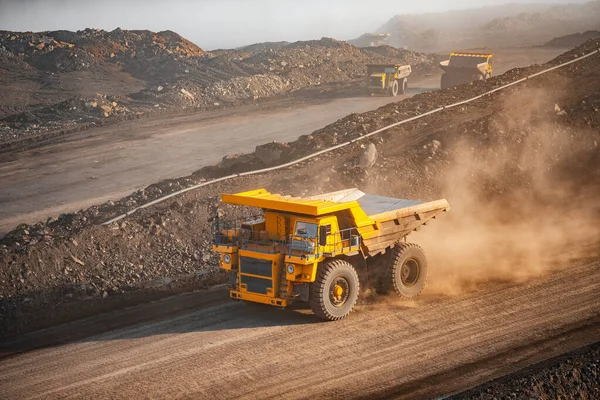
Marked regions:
[455,343,600,399]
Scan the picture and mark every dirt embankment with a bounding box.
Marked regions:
[454,343,600,399]
[0,29,441,150]
[0,40,599,339]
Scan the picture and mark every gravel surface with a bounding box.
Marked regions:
[455,342,600,399]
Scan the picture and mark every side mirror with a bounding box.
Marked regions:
[319,225,331,246]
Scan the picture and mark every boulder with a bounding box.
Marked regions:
[255,142,290,165]
[219,153,256,169]
[180,88,195,101]
[358,143,378,169]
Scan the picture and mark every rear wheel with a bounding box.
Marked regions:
[388,242,428,299]
[309,259,360,320]
[391,79,399,97]
[440,73,450,90]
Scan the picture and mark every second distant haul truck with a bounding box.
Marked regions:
[440,52,493,89]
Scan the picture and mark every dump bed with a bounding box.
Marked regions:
[440,52,491,75]
[307,189,450,256]
[223,188,449,257]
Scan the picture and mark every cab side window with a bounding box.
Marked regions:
[295,221,317,238]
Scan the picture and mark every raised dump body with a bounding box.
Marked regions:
[440,52,493,90]
[212,188,449,320]
[366,64,412,96]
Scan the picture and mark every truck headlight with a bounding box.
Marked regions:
[286,264,295,274]
[223,254,231,264]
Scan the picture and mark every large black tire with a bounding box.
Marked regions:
[391,79,399,97]
[440,73,450,90]
[388,242,428,299]
[399,77,408,94]
[309,259,360,320]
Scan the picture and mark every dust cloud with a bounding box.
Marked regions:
[412,87,600,296]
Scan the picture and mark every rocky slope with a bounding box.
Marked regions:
[545,30,600,48]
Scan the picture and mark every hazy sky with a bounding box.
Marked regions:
[0,0,585,49]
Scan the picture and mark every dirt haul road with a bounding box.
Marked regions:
[1,259,599,399]
[0,47,566,234]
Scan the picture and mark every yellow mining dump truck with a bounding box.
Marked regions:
[212,188,449,320]
[366,64,412,96]
[439,52,493,90]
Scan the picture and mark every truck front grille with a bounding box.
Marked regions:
[240,256,272,277]
[370,77,383,87]
[240,275,272,295]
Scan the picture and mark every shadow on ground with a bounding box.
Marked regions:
[0,286,321,357]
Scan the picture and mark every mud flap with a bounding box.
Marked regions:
[228,270,238,289]
[293,283,309,302]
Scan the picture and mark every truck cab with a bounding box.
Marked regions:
[213,206,360,307]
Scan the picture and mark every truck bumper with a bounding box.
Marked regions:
[368,86,386,93]
[230,290,289,307]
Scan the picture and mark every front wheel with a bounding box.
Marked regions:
[309,259,360,320]
[389,242,428,299]
[391,80,399,97]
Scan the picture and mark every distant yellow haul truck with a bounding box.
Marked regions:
[212,188,449,320]
[366,64,412,96]
[439,52,493,90]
